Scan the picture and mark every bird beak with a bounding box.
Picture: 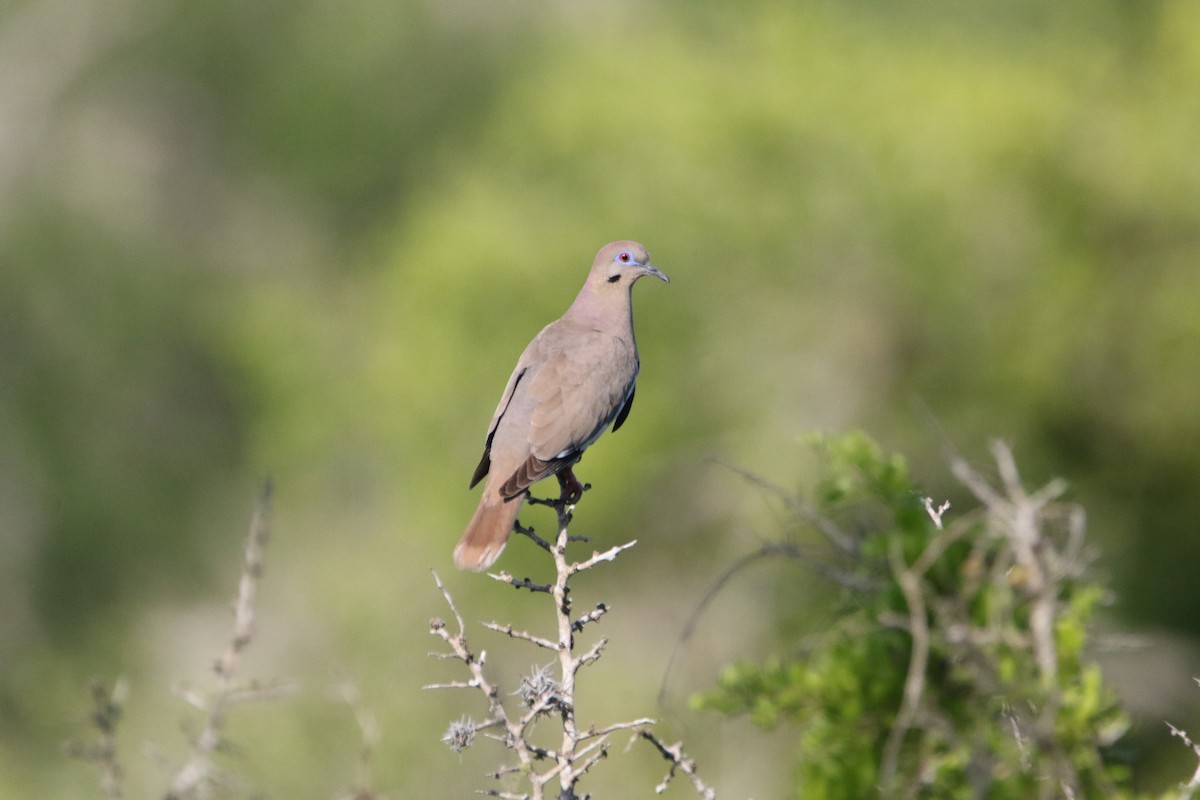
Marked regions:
[643,264,670,284]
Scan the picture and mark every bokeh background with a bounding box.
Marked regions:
[2,0,1198,796]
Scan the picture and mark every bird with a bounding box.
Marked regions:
[454,241,669,571]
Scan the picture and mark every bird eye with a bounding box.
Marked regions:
[618,251,632,263]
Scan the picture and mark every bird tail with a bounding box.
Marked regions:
[454,492,523,571]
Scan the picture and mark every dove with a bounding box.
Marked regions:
[454,241,669,570]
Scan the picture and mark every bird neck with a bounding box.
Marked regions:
[563,284,635,340]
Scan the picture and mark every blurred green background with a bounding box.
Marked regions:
[2,0,1198,796]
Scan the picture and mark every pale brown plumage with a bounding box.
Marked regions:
[454,241,669,571]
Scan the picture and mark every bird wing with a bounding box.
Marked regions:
[493,322,638,499]
[468,359,529,489]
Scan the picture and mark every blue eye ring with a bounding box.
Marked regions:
[617,250,633,264]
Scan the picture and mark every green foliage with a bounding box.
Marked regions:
[696,432,1139,799]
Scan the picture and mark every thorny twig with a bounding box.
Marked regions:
[881,440,1102,799]
[429,492,715,798]
[922,497,951,529]
[658,465,880,708]
[65,679,129,799]
[879,522,967,788]
[166,481,297,800]
[709,457,858,555]
[332,678,388,800]
[636,728,718,799]
[1169,681,1200,800]
[427,571,544,778]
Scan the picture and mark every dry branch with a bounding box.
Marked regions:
[429,492,715,798]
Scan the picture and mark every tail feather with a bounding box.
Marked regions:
[454,493,523,571]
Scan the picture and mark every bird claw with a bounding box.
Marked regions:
[557,468,585,505]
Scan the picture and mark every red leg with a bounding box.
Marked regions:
[557,467,584,505]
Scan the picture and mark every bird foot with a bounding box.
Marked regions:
[557,468,585,505]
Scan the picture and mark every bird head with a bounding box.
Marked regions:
[597,241,670,287]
